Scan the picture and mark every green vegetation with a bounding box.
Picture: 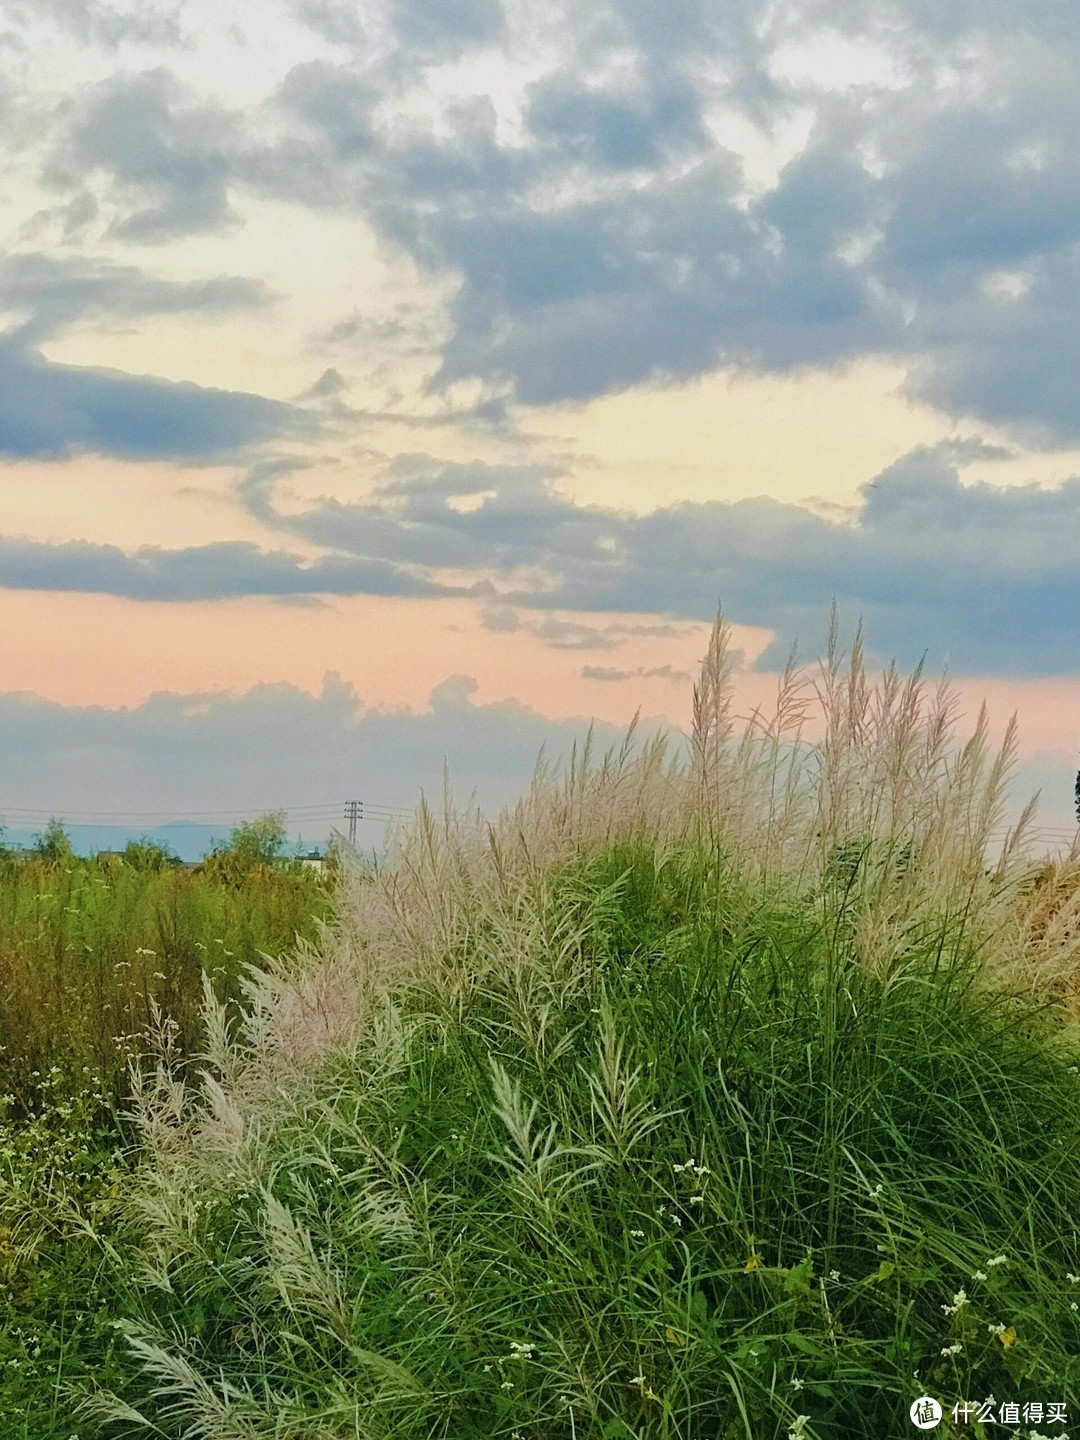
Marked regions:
[0,825,334,1113]
[3,618,1080,1439]
[0,819,335,1438]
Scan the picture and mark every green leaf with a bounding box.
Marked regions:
[783,1254,815,1298]
[787,1332,828,1357]
[861,1260,895,1286]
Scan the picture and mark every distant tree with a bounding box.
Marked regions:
[32,817,75,864]
[203,811,289,884]
[121,836,181,871]
[226,811,288,866]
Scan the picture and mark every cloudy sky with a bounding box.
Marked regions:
[1,0,1078,851]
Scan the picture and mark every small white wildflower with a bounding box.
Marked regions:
[940,1343,963,1357]
[790,1376,805,1391]
[1067,1272,1080,1284]
[987,1254,1008,1267]
[829,1270,840,1282]
[630,1228,645,1239]
[972,1269,988,1281]
[690,1194,704,1205]
[629,1373,648,1387]
[941,1288,968,1315]
[1071,1301,1078,1312]
[674,1158,709,1178]
[787,1416,811,1440]
[987,1322,1006,1336]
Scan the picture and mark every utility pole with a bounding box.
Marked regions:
[344,799,363,846]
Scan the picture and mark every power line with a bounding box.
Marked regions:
[0,799,1076,840]
[0,800,424,825]
[0,802,344,822]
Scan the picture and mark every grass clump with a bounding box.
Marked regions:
[0,1072,132,1440]
[76,613,1080,1440]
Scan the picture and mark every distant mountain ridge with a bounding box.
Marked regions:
[0,822,333,863]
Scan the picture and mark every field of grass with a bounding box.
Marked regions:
[0,844,334,1435]
[3,614,1080,1439]
[0,846,334,1112]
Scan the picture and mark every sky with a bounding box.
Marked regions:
[1,0,1079,855]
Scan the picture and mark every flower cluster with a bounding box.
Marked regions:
[673,1157,710,1178]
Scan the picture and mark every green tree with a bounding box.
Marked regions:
[121,836,180,871]
[203,811,289,884]
[226,811,288,866]
[32,817,75,863]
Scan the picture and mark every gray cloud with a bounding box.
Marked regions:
[476,605,697,650]
[3,0,182,47]
[0,534,463,601]
[583,664,692,683]
[293,0,367,48]
[0,340,312,461]
[0,671,651,834]
[6,439,1069,675]
[269,9,1080,437]
[0,252,273,346]
[0,251,287,464]
[52,69,238,241]
[0,668,1072,845]
[529,617,617,651]
[523,71,705,170]
[388,0,503,59]
[233,443,1080,675]
[12,2,1080,442]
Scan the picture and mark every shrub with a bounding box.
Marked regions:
[121,838,182,872]
[31,819,75,866]
[74,612,1080,1439]
[201,811,292,887]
